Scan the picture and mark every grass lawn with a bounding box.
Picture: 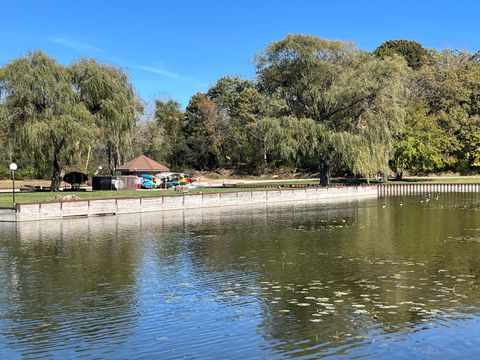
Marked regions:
[2,176,480,208]
[0,187,278,208]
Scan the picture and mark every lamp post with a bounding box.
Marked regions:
[9,163,17,208]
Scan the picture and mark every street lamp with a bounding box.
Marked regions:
[9,163,17,208]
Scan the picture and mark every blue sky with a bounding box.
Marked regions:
[1,0,479,107]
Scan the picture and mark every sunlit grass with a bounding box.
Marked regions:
[2,176,480,208]
[0,187,277,208]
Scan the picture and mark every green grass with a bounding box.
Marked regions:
[0,187,278,208]
[2,176,480,208]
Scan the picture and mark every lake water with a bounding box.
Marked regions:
[1,193,480,359]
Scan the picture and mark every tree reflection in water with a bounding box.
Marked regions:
[1,195,480,358]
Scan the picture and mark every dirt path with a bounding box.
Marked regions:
[0,179,58,189]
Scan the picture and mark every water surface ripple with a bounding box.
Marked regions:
[1,194,480,358]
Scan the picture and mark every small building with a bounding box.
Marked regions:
[116,154,170,176]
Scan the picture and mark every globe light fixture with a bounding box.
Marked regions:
[9,163,17,208]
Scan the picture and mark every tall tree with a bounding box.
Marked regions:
[0,51,95,190]
[256,34,408,183]
[390,105,450,179]
[413,50,480,173]
[154,99,184,169]
[70,59,141,174]
[207,76,274,171]
[183,93,226,170]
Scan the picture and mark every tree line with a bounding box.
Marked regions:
[2,35,480,190]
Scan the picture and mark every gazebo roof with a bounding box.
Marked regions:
[116,155,170,172]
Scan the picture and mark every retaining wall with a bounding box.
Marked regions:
[378,183,480,196]
[11,186,377,222]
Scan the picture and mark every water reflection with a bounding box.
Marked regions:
[1,194,480,358]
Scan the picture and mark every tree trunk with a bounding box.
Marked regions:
[84,145,91,173]
[263,137,268,165]
[50,152,62,192]
[115,141,121,173]
[319,153,330,187]
[107,143,114,175]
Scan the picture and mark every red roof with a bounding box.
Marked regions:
[116,155,170,172]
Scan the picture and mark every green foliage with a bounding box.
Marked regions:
[0,51,95,190]
[2,37,480,183]
[391,105,450,178]
[154,99,184,169]
[374,39,431,70]
[412,50,480,173]
[70,59,141,174]
[0,51,142,189]
[255,34,408,182]
[183,93,226,170]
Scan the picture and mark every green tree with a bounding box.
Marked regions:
[207,76,274,171]
[0,51,95,190]
[183,93,226,170]
[154,99,185,169]
[390,105,450,179]
[70,59,141,174]
[374,39,431,70]
[256,34,408,184]
[413,50,480,173]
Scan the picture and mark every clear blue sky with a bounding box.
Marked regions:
[1,0,479,107]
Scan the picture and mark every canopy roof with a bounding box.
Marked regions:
[116,155,170,173]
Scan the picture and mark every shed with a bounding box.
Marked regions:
[116,155,170,175]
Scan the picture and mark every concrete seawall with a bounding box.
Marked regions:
[378,183,480,196]
[2,186,378,222]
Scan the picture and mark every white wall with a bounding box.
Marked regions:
[13,186,378,222]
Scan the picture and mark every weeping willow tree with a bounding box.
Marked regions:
[256,34,408,184]
[70,59,142,174]
[0,51,95,190]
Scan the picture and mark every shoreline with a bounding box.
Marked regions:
[0,186,378,223]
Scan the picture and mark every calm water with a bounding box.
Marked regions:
[2,194,480,359]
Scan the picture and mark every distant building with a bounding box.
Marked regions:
[116,154,170,175]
